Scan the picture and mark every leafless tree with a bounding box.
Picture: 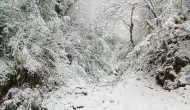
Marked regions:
[121,5,136,48]
[101,0,184,49]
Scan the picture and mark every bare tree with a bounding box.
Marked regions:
[101,0,144,49]
[101,0,169,49]
[121,5,136,48]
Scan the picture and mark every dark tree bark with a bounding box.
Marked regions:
[122,5,135,48]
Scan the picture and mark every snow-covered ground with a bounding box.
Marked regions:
[42,71,190,110]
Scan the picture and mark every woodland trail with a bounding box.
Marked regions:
[43,74,190,110]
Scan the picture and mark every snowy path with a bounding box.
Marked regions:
[43,79,190,110]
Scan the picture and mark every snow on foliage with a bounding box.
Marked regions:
[0,0,124,107]
[1,0,190,109]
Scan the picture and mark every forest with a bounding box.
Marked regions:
[0,0,190,110]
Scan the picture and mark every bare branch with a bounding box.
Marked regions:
[64,0,78,16]
[121,19,130,29]
[146,19,155,30]
[144,0,157,18]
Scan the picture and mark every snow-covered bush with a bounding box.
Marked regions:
[0,0,65,100]
[115,0,190,90]
[0,0,124,103]
[2,88,43,110]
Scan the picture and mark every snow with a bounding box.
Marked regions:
[1,0,190,110]
[42,71,190,110]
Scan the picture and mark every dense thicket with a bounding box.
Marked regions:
[0,0,190,109]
